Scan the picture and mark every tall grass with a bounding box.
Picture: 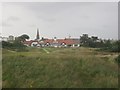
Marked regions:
[2,47,118,88]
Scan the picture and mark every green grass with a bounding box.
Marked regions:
[2,47,118,88]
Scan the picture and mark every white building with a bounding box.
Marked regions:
[8,35,14,41]
[2,37,8,42]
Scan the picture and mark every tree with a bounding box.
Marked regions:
[89,36,99,48]
[91,36,98,42]
[96,39,104,48]
[111,40,120,52]
[104,39,112,48]
[18,34,30,42]
[80,34,89,46]
[2,41,13,49]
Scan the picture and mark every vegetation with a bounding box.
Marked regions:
[2,33,119,52]
[2,47,118,88]
[2,41,26,52]
[17,34,30,42]
[80,34,120,52]
[115,55,120,64]
[1,33,119,88]
[2,34,30,51]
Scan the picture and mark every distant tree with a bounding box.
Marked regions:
[80,34,120,52]
[2,40,27,51]
[115,55,120,64]
[96,39,104,48]
[2,34,29,51]
[18,34,30,42]
[2,41,13,48]
[111,40,120,52]
[80,34,89,46]
[88,38,95,48]
[104,39,112,48]
[117,40,120,52]
[91,36,98,42]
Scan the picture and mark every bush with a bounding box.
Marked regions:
[115,55,120,64]
[2,41,27,52]
[98,40,120,53]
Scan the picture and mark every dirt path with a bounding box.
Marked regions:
[42,48,50,54]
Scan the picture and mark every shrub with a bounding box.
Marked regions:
[2,41,27,52]
[115,55,120,64]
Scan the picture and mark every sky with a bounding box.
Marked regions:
[1,2,118,40]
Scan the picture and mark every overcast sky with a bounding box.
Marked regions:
[1,2,118,40]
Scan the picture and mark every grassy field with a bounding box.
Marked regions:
[2,47,119,88]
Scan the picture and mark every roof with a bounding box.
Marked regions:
[23,39,80,46]
[23,40,38,46]
[42,39,79,45]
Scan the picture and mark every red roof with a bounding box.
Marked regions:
[43,39,53,44]
[60,39,75,45]
[23,39,79,46]
[43,39,77,45]
[23,40,38,46]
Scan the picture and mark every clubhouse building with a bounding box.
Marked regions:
[23,29,80,47]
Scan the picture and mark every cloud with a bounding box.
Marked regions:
[37,16,56,22]
[28,24,36,27]
[7,16,20,22]
[2,2,118,40]
[0,21,12,27]
[0,16,20,27]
